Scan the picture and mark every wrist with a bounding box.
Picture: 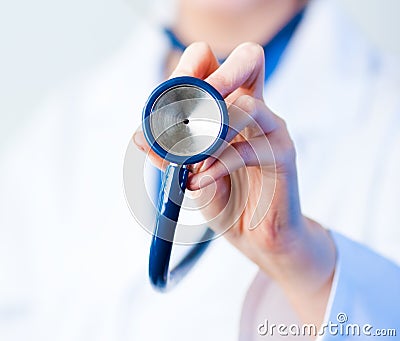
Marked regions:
[258,216,336,296]
[257,217,337,325]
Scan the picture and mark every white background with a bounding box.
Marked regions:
[0,0,399,149]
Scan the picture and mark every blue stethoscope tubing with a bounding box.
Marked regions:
[143,76,229,291]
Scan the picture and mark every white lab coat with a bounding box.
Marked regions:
[0,0,399,340]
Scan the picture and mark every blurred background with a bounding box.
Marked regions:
[0,0,399,149]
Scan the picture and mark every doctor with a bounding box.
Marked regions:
[0,0,399,340]
[133,0,400,338]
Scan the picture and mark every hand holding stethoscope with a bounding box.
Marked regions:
[134,42,336,323]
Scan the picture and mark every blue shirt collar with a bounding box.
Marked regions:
[164,8,305,83]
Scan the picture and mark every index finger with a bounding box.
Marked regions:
[169,42,220,79]
[205,42,265,100]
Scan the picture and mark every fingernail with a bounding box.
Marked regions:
[189,163,201,174]
[190,160,208,174]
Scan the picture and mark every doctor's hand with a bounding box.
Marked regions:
[134,42,336,328]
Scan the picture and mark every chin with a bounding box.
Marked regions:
[190,0,262,13]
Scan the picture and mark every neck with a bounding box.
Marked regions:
[173,0,307,59]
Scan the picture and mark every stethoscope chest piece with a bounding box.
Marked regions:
[142,76,228,291]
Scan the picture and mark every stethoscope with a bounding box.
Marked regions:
[142,76,229,291]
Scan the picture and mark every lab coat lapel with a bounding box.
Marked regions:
[264,0,378,240]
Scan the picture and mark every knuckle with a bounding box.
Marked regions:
[285,139,296,159]
[209,73,233,92]
[238,95,259,123]
[236,142,254,163]
[270,118,297,165]
[278,136,297,165]
[235,95,259,123]
[276,116,288,130]
[236,94,257,114]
